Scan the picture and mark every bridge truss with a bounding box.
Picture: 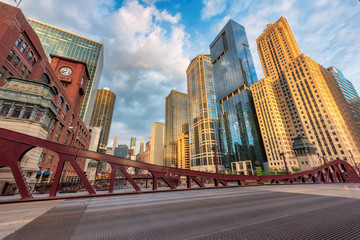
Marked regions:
[0,128,359,202]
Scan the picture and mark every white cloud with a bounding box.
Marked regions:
[6,0,190,149]
[201,0,227,20]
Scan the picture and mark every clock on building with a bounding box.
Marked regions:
[59,66,73,76]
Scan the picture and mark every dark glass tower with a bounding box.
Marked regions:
[209,20,266,170]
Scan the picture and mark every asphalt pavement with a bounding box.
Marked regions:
[2,184,360,239]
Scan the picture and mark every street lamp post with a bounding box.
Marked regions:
[349,150,360,174]
[279,152,290,175]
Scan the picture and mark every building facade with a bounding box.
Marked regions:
[150,122,165,166]
[89,87,116,153]
[129,137,136,156]
[164,90,188,167]
[114,144,129,158]
[177,132,190,169]
[0,2,91,190]
[186,54,223,172]
[254,16,360,169]
[209,20,266,171]
[139,140,144,154]
[28,18,104,125]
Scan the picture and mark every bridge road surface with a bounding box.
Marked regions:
[2,184,360,240]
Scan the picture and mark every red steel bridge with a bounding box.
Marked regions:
[0,127,359,202]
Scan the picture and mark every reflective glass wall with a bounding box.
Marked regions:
[210,20,266,170]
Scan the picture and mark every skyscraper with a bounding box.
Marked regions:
[253,16,360,168]
[114,144,129,158]
[129,137,136,156]
[164,90,188,167]
[210,20,266,170]
[177,132,190,169]
[139,140,144,154]
[186,54,223,172]
[328,67,359,101]
[150,122,165,166]
[328,66,360,127]
[28,18,104,125]
[89,87,116,153]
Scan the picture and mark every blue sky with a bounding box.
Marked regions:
[3,0,360,152]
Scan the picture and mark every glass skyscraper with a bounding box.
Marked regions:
[27,18,104,125]
[209,20,266,170]
[187,54,223,172]
[164,90,188,167]
[328,66,360,127]
[328,66,359,101]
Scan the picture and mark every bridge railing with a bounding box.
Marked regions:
[0,127,359,202]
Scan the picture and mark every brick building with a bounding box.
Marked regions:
[0,2,91,190]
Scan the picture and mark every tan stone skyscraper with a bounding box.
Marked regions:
[89,87,116,153]
[177,132,190,169]
[252,16,360,170]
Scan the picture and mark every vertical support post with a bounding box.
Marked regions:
[187,176,192,188]
[109,165,116,193]
[49,159,65,197]
[152,173,158,191]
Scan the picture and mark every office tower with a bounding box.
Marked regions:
[328,67,359,101]
[28,18,104,125]
[164,90,188,167]
[254,16,360,168]
[251,78,299,170]
[129,137,136,156]
[139,140,144,154]
[111,135,118,155]
[186,54,223,172]
[328,66,360,127]
[150,122,165,166]
[136,140,150,168]
[89,87,116,153]
[209,20,266,171]
[177,132,190,169]
[114,144,129,158]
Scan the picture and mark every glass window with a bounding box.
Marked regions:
[32,58,36,67]
[13,57,20,68]
[7,50,15,62]
[40,153,46,162]
[15,38,22,47]
[54,134,60,142]
[58,97,64,106]
[47,155,53,163]
[0,66,8,80]
[41,73,50,84]
[11,106,22,118]
[20,42,28,53]
[28,51,33,62]
[22,107,32,119]
[20,65,27,76]
[34,110,43,122]
[0,105,11,117]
